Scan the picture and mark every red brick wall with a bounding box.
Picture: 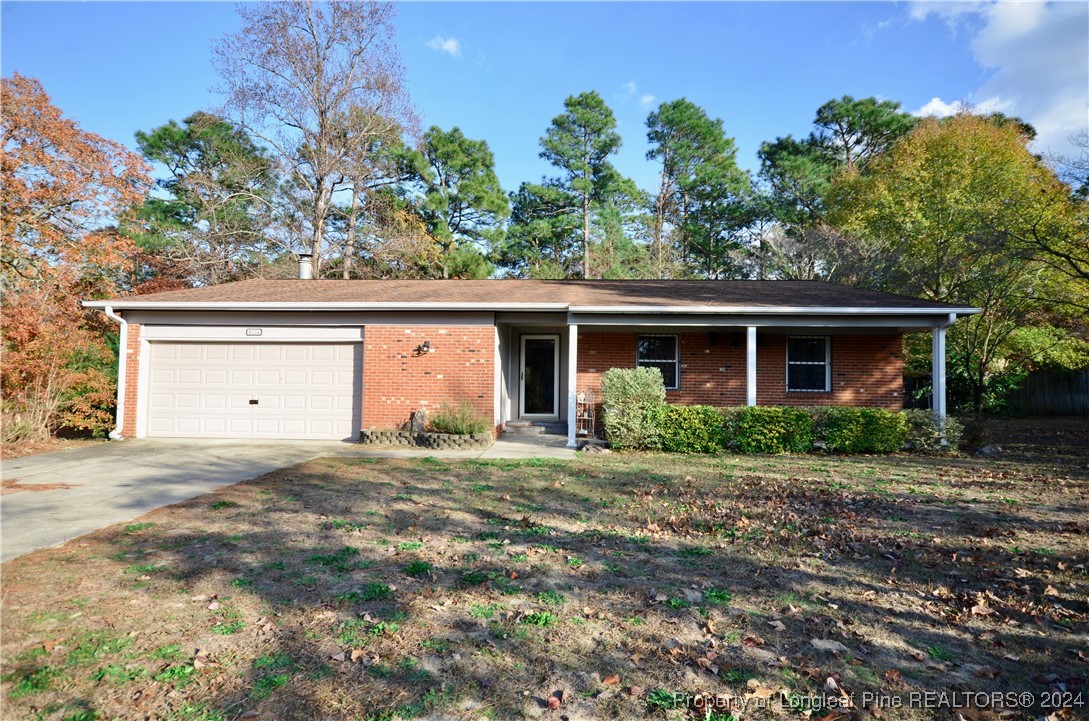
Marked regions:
[576,330,902,410]
[121,323,141,437]
[362,325,495,431]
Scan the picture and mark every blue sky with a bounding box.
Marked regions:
[3,1,1086,194]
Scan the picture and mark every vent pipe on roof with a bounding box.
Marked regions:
[297,252,313,280]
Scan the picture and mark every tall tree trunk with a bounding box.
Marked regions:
[654,158,670,280]
[582,191,590,279]
[310,179,328,278]
[707,231,713,279]
[342,185,359,280]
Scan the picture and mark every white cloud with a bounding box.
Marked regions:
[639,94,657,110]
[426,35,461,58]
[913,96,1009,118]
[622,80,637,96]
[909,1,1088,156]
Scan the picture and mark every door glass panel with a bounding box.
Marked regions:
[523,338,556,415]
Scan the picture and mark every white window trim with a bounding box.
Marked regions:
[637,334,680,390]
[786,335,831,393]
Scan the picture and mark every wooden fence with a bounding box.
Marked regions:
[903,371,1089,415]
[1007,371,1089,416]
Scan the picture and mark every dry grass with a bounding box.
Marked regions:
[1,420,1087,721]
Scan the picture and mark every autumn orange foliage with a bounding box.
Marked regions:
[1,74,152,441]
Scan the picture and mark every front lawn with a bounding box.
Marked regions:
[2,421,1087,720]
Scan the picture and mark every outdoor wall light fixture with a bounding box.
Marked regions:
[414,340,433,356]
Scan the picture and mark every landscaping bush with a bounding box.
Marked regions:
[902,409,964,452]
[724,406,815,454]
[427,401,491,436]
[813,407,907,453]
[652,404,726,453]
[600,367,666,450]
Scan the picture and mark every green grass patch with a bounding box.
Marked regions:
[521,611,556,627]
[4,665,63,698]
[459,571,489,587]
[253,652,293,670]
[646,689,683,710]
[338,619,370,647]
[150,643,184,661]
[92,664,147,684]
[338,582,394,604]
[403,560,433,577]
[153,664,196,687]
[704,588,734,605]
[325,519,367,532]
[927,645,955,661]
[210,620,244,635]
[68,632,132,665]
[470,603,503,619]
[167,704,226,721]
[250,672,291,700]
[537,591,567,606]
[308,545,362,574]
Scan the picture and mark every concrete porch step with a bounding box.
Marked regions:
[504,420,567,435]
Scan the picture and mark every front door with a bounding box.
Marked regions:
[519,334,559,418]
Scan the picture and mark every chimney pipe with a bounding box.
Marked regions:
[297,252,313,280]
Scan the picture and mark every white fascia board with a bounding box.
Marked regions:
[82,300,569,312]
[568,305,981,316]
[81,299,981,317]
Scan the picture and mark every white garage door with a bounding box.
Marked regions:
[147,343,362,440]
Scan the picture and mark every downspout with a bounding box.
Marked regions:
[102,305,127,440]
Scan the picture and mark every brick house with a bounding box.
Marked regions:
[84,279,978,447]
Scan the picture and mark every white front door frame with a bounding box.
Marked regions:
[519,333,560,419]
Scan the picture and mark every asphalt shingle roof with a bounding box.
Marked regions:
[95,279,961,310]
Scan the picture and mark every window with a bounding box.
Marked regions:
[637,335,679,390]
[787,336,830,392]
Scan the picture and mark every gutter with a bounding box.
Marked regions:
[81,299,982,316]
[101,305,126,440]
[81,300,571,312]
[568,305,982,316]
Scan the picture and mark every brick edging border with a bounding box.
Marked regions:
[359,430,494,450]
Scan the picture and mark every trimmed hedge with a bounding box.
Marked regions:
[652,404,726,453]
[724,406,816,454]
[600,367,666,450]
[602,395,959,455]
[812,407,907,453]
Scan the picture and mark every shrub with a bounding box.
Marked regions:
[813,407,907,453]
[427,401,491,436]
[724,406,815,454]
[652,404,725,453]
[600,367,666,450]
[902,409,964,452]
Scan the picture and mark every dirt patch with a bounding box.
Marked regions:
[0,479,81,495]
[1,420,1087,721]
[1,437,104,461]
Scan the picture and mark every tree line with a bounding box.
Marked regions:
[2,0,1087,441]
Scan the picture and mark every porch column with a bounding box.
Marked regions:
[746,326,757,406]
[932,325,947,426]
[567,323,579,448]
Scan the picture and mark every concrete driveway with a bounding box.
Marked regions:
[0,435,574,563]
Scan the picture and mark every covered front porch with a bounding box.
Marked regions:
[496,311,957,449]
